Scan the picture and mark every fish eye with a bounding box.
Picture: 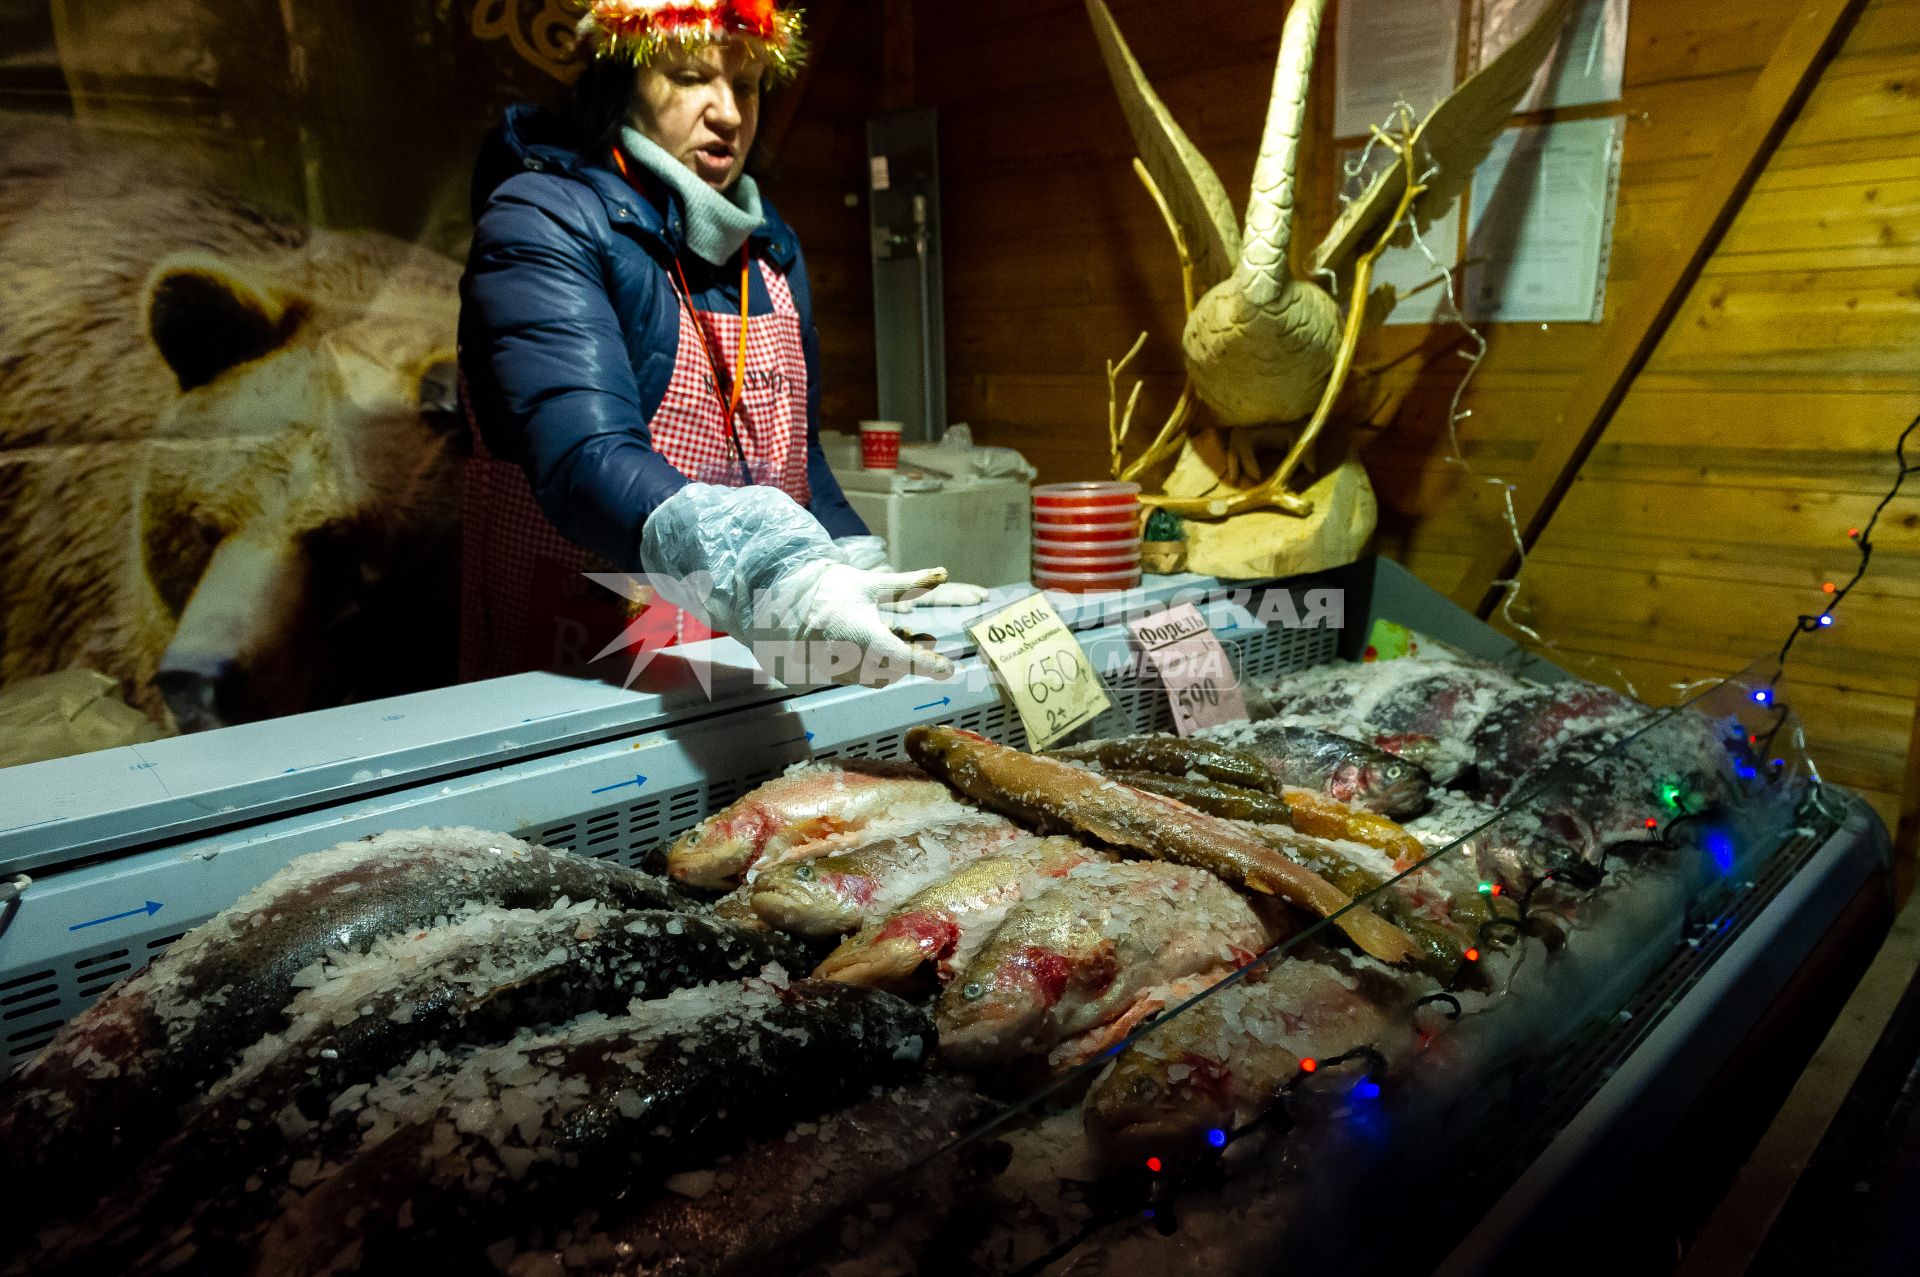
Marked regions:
[794,864,813,880]
[963,982,985,1000]
[1385,763,1407,779]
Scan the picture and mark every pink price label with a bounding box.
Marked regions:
[1125,603,1247,735]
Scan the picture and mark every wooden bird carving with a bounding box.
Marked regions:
[1088,0,1577,517]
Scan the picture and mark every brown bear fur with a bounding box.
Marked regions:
[0,121,466,729]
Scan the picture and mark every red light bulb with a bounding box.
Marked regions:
[1299,1057,1318,1074]
[1465,947,1481,962]
[1145,1156,1162,1173]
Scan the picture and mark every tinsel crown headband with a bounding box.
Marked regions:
[577,1,807,80]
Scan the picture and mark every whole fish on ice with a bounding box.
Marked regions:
[1200,721,1432,816]
[0,828,687,1220]
[815,838,1111,991]
[247,979,933,1277]
[937,860,1270,1068]
[16,904,800,1277]
[665,760,974,889]
[907,726,1415,965]
[749,816,1028,938]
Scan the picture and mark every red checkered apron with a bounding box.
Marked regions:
[458,256,812,682]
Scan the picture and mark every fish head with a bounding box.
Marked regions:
[815,909,961,991]
[1356,756,1432,816]
[749,855,878,936]
[666,803,777,888]
[1088,1048,1237,1167]
[938,943,1077,1063]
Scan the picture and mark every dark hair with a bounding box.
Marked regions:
[568,57,638,156]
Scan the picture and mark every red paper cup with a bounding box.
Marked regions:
[1033,481,1141,510]
[860,420,903,470]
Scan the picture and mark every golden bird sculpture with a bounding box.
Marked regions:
[1090,0,1578,531]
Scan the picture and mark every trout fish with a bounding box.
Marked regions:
[936,860,1270,1068]
[1202,721,1432,816]
[1047,733,1280,794]
[814,838,1109,991]
[906,726,1415,965]
[1084,954,1415,1167]
[0,828,686,1223]
[245,980,933,1277]
[665,760,974,889]
[749,817,1028,938]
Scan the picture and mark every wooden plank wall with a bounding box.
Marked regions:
[880,0,1918,838]
[1356,0,1920,836]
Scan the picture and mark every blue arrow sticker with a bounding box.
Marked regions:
[591,774,649,795]
[915,696,953,712]
[772,732,815,748]
[70,900,163,932]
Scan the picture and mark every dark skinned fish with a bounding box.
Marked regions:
[1101,769,1295,824]
[907,726,1415,966]
[503,1081,1003,1276]
[1202,721,1432,816]
[18,905,802,1277]
[0,829,688,1221]
[234,981,932,1277]
[1047,733,1280,794]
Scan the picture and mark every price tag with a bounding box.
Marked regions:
[1127,603,1247,735]
[969,594,1111,749]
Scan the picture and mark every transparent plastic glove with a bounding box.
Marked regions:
[827,535,890,571]
[641,484,953,685]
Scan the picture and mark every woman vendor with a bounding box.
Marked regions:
[458,0,977,686]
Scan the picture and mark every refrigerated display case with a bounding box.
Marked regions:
[0,559,1892,1274]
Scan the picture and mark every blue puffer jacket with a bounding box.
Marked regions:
[458,105,865,571]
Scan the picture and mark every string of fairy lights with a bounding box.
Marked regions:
[1752,411,1919,706]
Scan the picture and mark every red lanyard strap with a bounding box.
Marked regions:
[611,146,755,483]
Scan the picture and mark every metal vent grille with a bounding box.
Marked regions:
[1,932,182,1061]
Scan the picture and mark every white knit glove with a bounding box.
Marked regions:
[641,484,954,686]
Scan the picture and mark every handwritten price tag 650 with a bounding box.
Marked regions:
[969,595,1111,749]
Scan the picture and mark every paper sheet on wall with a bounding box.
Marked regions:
[1334,0,1460,138]
[1338,143,1463,326]
[1464,116,1623,323]
[1474,0,1629,112]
